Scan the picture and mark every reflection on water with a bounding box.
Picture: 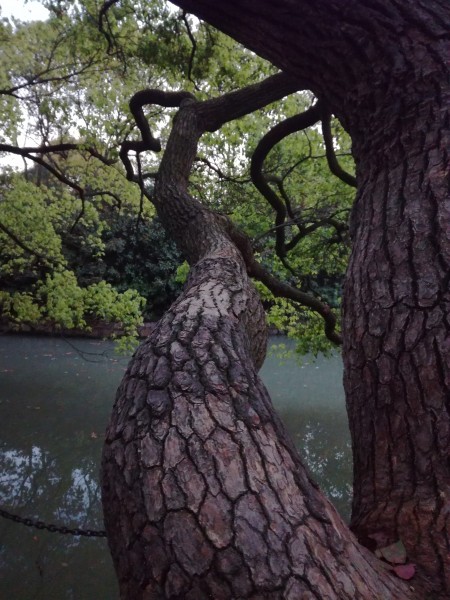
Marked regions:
[0,336,124,600]
[0,335,351,599]
[260,348,352,517]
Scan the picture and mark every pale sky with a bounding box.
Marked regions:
[0,0,49,21]
[0,1,49,169]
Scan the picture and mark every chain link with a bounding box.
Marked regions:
[0,508,107,537]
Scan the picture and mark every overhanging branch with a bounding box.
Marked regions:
[224,220,342,345]
[251,259,342,345]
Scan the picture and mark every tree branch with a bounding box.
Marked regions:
[250,103,323,257]
[255,263,342,345]
[195,156,251,184]
[120,72,304,184]
[224,220,342,345]
[198,72,304,132]
[0,142,115,167]
[119,90,195,180]
[1,58,101,98]
[98,0,121,54]
[182,11,201,91]
[321,110,357,187]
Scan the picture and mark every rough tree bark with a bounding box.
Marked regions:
[165,1,450,597]
[102,1,450,598]
[102,75,411,598]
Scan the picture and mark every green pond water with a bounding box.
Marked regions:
[0,335,351,599]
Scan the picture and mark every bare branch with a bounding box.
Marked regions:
[1,57,102,98]
[182,11,201,91]
[266,174,296,219]
[0,142,115,167]
[195,156,251,183]
[252,211,349,250]
[321,110,357,187]
[250,103,323,256]
[21,154,85,198]
[98,0,121,54]
[135,153,146,231]
[198,72,304,132]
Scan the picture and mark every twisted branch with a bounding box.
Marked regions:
[321,110,357,188]
[250,104,323,256]
[119,90,195,181]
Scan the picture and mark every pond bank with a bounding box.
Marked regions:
[0,320,283,340]
[0,319,157,339]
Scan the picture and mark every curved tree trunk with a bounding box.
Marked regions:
[101,81,413,597]
[103,241,406,599]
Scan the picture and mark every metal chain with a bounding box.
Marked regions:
[0,508,107,537]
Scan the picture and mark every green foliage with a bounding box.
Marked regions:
[0,176,65,274]
[0,1,355,355]
[83,282,146,353]
[0,172,149,347]
[0,270,146,350]
[268,296,339,357]
[0,290,42,323]
[0,169,183,347]
[38,270,86,328]
[175,261,190,285]
[99,215,183,320]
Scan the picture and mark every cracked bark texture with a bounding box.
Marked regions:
[102,282,408,599]
[166,1,450,596]
[344,59,450,594]
[102,85,411,597]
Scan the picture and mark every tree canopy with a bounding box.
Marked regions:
[0,0,355,352]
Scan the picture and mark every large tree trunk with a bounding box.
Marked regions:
[101,81,413,598]
[164,1,450,596]
[344,71,450,592]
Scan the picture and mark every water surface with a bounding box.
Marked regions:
[0,335,351,599]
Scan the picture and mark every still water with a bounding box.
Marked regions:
[0,335,351,599]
